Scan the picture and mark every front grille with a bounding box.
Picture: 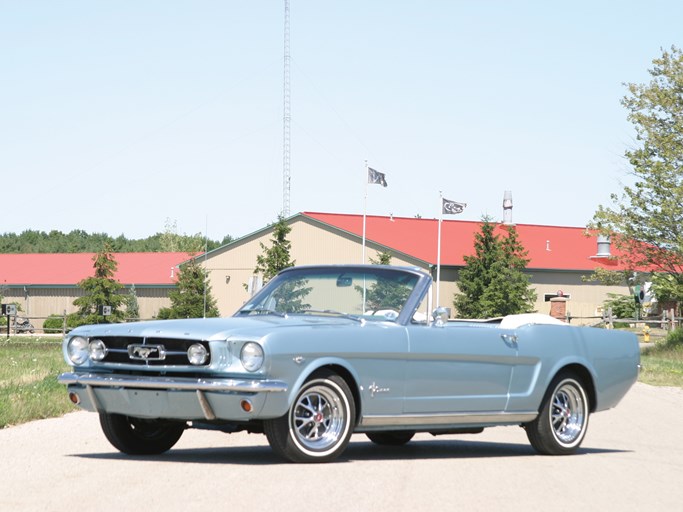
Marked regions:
[92,336,211,367]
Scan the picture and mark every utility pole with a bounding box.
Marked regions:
[282,0,291,217]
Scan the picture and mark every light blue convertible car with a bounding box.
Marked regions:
[59,265,640,463]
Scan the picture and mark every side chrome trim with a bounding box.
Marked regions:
[360,411,537,428]
[58,372,288,394]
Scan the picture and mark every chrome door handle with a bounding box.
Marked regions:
[501,333,518,348]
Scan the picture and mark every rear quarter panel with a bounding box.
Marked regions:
[506,324,639,414]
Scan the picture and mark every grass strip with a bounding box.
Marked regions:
[0,340,77,428]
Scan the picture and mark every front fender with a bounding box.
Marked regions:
[261,357,362,420]
[288,356,362,406]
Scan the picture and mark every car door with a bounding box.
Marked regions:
[403,324,517,414]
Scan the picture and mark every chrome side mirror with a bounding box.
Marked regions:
[432,307,449,327]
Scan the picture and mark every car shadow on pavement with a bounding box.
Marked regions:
[343,439,628,462]
[70,437,629,465]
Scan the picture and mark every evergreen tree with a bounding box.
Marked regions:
[72,245,126,325]
[156,259,219,319]
[359,251,412,312]
[125,284,140,319]
[254,216,295,282]
[369,251,392,265]
[453,220,536,318]
[499,225,537,314]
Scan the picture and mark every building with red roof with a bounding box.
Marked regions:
[0,213,630,327]
[301,212,627,271]
[199,212,628,322]
[0,252,191,323]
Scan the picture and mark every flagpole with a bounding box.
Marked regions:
[436,191,443,307]
[362,160,368,264]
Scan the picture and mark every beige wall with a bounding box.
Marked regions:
[436,270,629,324]
[2,286,173,325]
[528,271,629,321]
[4,287,81,319]
[202,219,421,315]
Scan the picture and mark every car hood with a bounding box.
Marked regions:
[67,315,374,341]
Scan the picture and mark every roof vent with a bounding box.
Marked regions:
[589,235,618,265]
[595,235,611,257]
[502,190,513,225]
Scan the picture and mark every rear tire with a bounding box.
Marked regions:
[366,431,415,446]
[99,413,185,455]
[526,373,589,455]
[264,369,355,463]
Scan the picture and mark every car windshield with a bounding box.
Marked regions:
[238,267,421,322]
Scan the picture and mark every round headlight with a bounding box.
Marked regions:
[67,336,89,365]
[187,343,209,365]
[88,339,108,361]
[240,342,264,372]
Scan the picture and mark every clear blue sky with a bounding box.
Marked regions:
[2,1,681,241]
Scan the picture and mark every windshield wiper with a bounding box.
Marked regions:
[299,309,364,323]
[239,308,287,318]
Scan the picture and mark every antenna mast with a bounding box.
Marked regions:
[282,0,291,217]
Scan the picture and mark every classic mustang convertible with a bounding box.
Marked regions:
[59,265,640,463]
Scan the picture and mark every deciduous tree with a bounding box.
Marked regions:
[591,46,683,308]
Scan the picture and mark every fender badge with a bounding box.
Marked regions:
[368,382,390,398]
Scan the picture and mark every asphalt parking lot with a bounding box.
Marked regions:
[1,382,682,512]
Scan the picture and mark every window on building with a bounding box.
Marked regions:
[544,292,571,302]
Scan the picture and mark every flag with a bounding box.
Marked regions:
[368,167,388,187]
[442,198,466,215]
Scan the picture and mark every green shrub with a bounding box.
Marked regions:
[42,315,66,333]
[662,328,683,348]
[603,293,636,319]
[65,313,90,329]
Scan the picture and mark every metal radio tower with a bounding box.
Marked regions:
[282,0,291,217]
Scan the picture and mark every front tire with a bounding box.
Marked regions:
[526,373,589,455]
[99,413,185,455]
[264,369,356,463]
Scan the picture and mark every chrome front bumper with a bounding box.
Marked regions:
[58,372,288,393]
[58,372,289,421]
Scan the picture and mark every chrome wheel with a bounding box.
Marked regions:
[551,382,586,445]
[526,374,590,455]
[291,385,346,452]
[264,369,356,463]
